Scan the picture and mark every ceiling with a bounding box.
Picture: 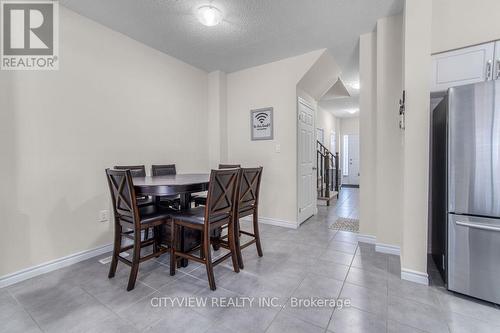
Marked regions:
[61,0,403,82]
[319,96,360,118]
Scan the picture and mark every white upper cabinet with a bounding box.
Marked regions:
[431,43,495,93]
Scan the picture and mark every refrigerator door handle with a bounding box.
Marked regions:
[455,220,500,232]
[496,58,500,80]
[486,60,493,80]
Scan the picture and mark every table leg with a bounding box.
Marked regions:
[179,193,191,210]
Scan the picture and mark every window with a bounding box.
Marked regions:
[343,135,349,176]
[316,128,324,144]
[330,132,336,153]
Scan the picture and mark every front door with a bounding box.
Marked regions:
[347,134,360,185]
[298,99,315,223]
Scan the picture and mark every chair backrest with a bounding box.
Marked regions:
[219,164,241,169]
[204,168,241,228]
[114,165,146,177]
[152,164,176,176]
[239,167,263,212]
[105,169,139,227]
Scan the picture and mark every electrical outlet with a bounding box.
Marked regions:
[99,210,109,222]
[275,144,281,153]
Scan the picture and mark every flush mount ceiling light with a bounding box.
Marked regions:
[346,108,359,114]
[349,82,360,90]
[197,5,223,27]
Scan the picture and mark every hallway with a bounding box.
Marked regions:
[317,187,359,225]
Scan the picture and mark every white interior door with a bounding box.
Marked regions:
[298,99,315,223]
[347,134,360,185]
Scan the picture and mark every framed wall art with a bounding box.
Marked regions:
[250,107,273,140]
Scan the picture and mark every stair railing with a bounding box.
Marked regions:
[316,141,339,198]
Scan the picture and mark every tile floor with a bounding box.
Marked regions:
[2,188,500,333]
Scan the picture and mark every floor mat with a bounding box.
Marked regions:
[329,217,359,233]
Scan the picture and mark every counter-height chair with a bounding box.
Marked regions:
[233,167,264,269]
[114,165,154,240]
[151,164,181,210]
[169,168,241,290]
[151,164,176,176]
[114,165,152,206]
[114,165,146,177]
[218,164,242,169]
[193,164,241,207]
[106,169,171,291]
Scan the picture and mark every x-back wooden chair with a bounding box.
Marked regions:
[193,164,241,207]
[151,164,177,176]
[169,168,241,290]
[114,165,146,177]
[106,169,171,291]
[234,167,264,268]
[114,165,152,208]
[151,164,181,210]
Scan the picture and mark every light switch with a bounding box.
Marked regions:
[275,144,281,153]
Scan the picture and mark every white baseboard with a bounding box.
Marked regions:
[0,244,112,289]
[375,243,401,256]
[401,268,429,285]
[241,216,298,229]
[357,234,376,244]
[356,235,400,256]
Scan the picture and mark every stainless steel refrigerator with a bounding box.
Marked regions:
[431,80,500,304]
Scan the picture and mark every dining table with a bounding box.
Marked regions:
[133,173,217,267]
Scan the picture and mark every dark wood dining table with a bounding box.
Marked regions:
[133,173,211,267]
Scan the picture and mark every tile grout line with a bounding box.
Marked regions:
[262,272,309,333]
[7,288,46,333]
[79,286,141,332]
[324,240,359,332]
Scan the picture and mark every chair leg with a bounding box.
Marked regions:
[170,221,176,276]
[199,232,205,259]
[152,226,159,256]
[253,211,263,257]
[234,219,244,269]
[108,223,121,278]
[127,229,141,291]
[228,222,240,273]
[204,229,216,290]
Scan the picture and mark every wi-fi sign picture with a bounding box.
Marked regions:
[251,107,273,141]
[255,112,268,124]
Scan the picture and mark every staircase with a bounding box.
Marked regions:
[316,140,340,206]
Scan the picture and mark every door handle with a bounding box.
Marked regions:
[312,167,317,170]
[496,59,500,80]
[486,60,493,80]
[455,221,500,232]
